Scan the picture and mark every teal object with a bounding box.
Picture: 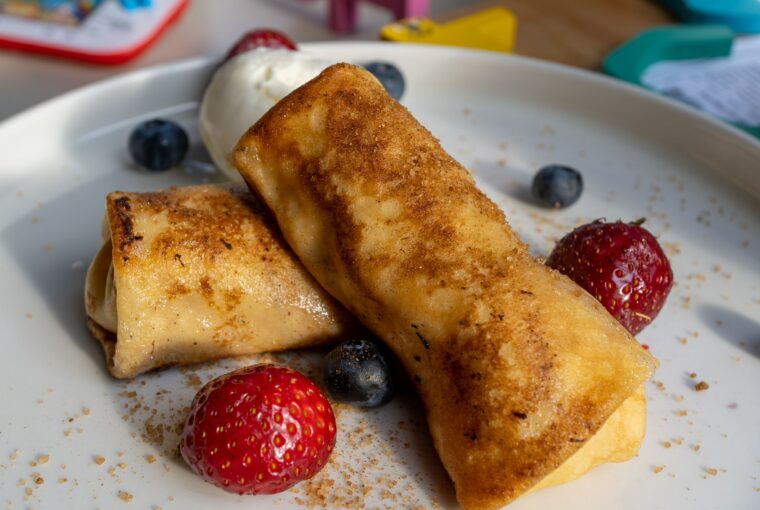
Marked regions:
[603,25,733,85]
[604,25,759,138]
[657,0,760,34]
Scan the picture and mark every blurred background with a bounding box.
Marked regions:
[0,0,681,120]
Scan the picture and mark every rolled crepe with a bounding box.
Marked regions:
[85,184,358,379]
[233,64,656,509]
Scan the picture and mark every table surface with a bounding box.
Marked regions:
[0,0,671,121]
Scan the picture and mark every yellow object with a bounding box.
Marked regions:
[380,7,517,53]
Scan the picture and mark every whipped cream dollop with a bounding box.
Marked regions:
[200,49,336,181]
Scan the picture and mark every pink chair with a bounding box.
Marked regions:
[329,0,429,33]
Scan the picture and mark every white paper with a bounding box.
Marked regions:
[641,35,760,126]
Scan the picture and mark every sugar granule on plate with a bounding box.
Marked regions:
[694,381,710,392]
[94,456,105,465]
[706,468,718,476]
[38,454,49,464]
[653,465,665,474]
[118,490,134,502]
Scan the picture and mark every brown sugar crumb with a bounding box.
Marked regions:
[94,456,106,465]
[9,449,20,461]
[689,372,697,379]
[117,462,127,469]
[82,407,91,416]
[694,381,710,392]
[38,454,49,465]
[146,454,157,464]
[653,465,665,474]
[674,395,684,402]
[675,409,688,417]
[185,374,202,388]
[58,477,68,484]
[692,444,701,452]
[673,437,684,445]
[663,441,672,448]
[678,337,688,345]
[34,476,44,485]
[25,487,32,497]
[706,468,718,476]
[118,490,134,502]
[63,429,72,437]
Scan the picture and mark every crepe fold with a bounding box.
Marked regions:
[85,184,357,379]
[233,64,656,509]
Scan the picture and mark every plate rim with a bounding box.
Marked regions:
[2,40,759,155]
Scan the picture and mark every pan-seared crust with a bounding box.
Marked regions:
[85,184,358,379]
[234,64,656,509]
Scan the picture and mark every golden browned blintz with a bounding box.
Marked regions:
[234,64,656,509]
[85,184,358,379]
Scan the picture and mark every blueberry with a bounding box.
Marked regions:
[363,62,405,101]
[322,338,396,407]
[128,119,189,171]
[531,164,583,208]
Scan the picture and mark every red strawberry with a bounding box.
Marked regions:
[179,364,336,495]
[546,219,673,335]
[225,29,297,62]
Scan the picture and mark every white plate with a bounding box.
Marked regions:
[1,43,759,510]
